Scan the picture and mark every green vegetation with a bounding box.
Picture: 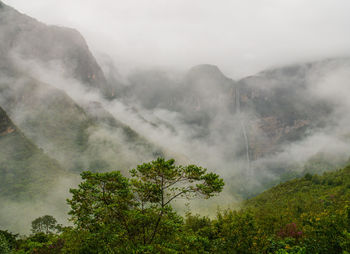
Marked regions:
[1,160,350,253]
[0,234,11,254]
[31,215,61,235]
[241,165,350,253]
[65,158,223,253]
[238,152,349,199]
[0,107,66,199]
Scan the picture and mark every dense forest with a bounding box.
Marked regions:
[1,159,349,253]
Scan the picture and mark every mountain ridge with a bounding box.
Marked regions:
[0,1,115,98]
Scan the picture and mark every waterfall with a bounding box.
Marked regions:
[235,86,250,170]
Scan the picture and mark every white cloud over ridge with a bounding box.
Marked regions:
[4,0,350,78]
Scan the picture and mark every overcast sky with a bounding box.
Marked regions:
[4,0,350,78]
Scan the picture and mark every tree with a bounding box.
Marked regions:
[31,215,59,234]
[0,233,11,254]
[67,158,224,252]
[130,158,224,244]
[0,230,17,251]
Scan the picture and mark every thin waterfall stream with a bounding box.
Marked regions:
[235,86,250,170]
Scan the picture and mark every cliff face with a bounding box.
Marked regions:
[0,2,115,98]
[237,59,348,159]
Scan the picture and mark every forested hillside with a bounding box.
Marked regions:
[1,161,349,253]
[0,106,65,199]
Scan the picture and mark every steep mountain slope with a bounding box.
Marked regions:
[1,0,349,204]
[120,65,246,164]
[0,1,114,98]
[121,58,350,165]
[0,2,161,176]
[112,58,350,199]
[237,60,344,159]
[0,106,65,199]
[0,74,160,174]
[125,65,236,129]
[231,58,350,195]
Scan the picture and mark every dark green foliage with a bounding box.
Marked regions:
[4,162,350,253]
[179,165,350,253]
[0,230,18,250]
[16,232,64,254]
[240,165,350,253]
[248,152,349,199]
[66,158,224,252]
[31,215,60,234]
[0,233,11,254]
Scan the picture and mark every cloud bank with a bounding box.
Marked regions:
[5,0,350,77]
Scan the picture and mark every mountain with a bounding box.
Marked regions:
[0,106,65,199]
[237,60,342,159]
[0,71,162,174]
[0,2,162,175]
[0,1,114,98]
[122,58,350,161]
[121,64,239,146]
[114,58,350,198]
[125,64,236,126]
[1,0,350,212]
[0,2,165,233]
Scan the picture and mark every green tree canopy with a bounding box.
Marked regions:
[0,233,11,254]
[67,158,224,252]
[31,215,59,234]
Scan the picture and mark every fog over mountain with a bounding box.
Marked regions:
[5,0,350,77]
[1,1,350,233]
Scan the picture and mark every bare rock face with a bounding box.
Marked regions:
[0,2,115,98]
[237,59,350,159]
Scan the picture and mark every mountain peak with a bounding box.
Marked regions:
[188,64,224,78]
[186,64,233,88]
[0,2,115,98]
